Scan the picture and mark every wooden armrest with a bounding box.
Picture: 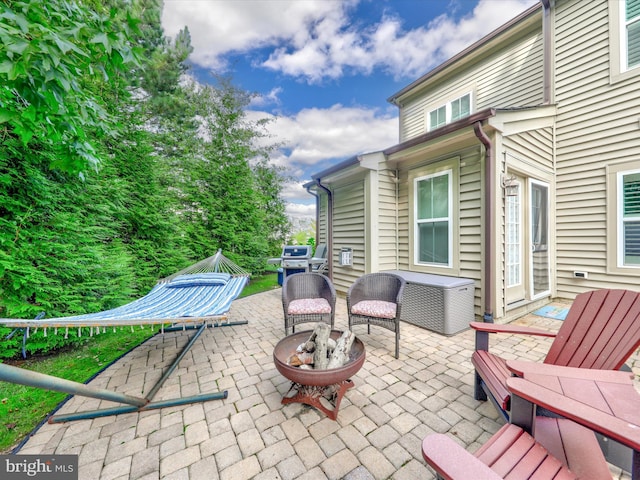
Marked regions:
[470,321,557,337]
[507,377,640,449]
[421,434,502,480]
[507,360,635,381]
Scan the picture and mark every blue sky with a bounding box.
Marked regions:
[161,0,537,220]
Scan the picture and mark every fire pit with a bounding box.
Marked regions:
[273,329,366,420]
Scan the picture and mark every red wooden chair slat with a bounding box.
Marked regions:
[422,419,608,479]
[472,350,512,410]
[526,456,567,480]
[551,418,610,480]
[475,423,525,464]
[492,433,541,478]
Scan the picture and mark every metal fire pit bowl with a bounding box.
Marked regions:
[273,330,366,420]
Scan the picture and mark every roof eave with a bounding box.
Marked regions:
[383,108,497,156]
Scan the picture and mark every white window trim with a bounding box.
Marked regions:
[609,0,640,83]
[606,161,640,275]
[505,180,522,288]
[413,169,453,268]
[529,178,551,301]
[617,168,640,268]
[426,91,473,131]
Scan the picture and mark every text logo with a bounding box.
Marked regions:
[0,455,78,480]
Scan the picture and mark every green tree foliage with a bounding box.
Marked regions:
[0,0,140,173]
[174,78,288,272]
[0,0,290,358]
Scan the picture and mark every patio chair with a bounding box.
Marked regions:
[310,244,328,274]
[282,272,336,335]
[472,289,640,417]
[347,272,405,358]
[422,417,610,479]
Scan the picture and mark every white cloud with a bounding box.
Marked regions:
[264,0,537,81]
[161,0,351,71]
[163,0,537,82]
[247,105,397,177]
[286,201,316,219]
[248,87,283,108]
[251,105,397,221]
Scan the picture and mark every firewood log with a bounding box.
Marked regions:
[288,351,315,366]
[327,330,355,369]
[311,323,331,369]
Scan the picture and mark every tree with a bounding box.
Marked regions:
[0,0,140,174]
[0,0,290,358]
[173,78,289,272]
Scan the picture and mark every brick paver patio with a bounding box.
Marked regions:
[14,288,638,479]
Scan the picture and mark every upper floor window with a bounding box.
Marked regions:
[427,93,471,131]
[625,0,640,69]
[611,0,640,81]
[414,170,452,266]
[620,170,640,266]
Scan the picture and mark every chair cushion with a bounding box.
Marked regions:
[351,300,396,319]
[288,298,332,315]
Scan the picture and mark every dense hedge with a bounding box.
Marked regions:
[0,0,289,358]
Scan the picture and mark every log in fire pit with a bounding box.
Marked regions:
[273,329,365,420]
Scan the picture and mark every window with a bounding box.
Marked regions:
[625,0,640,69]
[427,93,472,131]
[610,0,640,81]
[429,106,446,130]
[451,94,471,122]
[620,170,640,266]
[505,184,522,288]
[414,170,452,266]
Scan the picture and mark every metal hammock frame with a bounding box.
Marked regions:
[0,250,251,424]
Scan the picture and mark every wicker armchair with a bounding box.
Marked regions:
[282,273,336,335]
[347,273,405,358]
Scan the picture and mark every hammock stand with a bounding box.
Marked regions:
[0,250,250,423]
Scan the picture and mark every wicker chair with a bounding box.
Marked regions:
[347,273,405,358]
[282,273,336,335]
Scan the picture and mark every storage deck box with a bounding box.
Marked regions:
[385,270,475,335]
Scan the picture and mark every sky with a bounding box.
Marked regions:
[161,0,538,221]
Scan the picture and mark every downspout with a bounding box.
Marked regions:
[314,180,333,279]
[306,187,320,244]
[541,0,552,104]
[394,169,399,269]
[474,121,494,323]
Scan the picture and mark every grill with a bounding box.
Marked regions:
[269,245,312,279]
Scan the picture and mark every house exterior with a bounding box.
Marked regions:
[305,0,640,323]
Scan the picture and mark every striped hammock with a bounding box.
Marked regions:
[0,250,250,332]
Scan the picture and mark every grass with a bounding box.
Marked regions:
[0,272,279,454]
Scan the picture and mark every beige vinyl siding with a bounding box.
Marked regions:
[317,193,328,247]
[554,0,640,298]
[458,148,484,317]
[393,147,483,317]
[377,169,399,271]
[503,128,554,175]
[400,31,544,141]
[332,181,365,294]
[396,174,410,269]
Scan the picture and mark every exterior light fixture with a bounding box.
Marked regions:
[502,175,519,196]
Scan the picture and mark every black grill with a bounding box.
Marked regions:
[270,245,312,277]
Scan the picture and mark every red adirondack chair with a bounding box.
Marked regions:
[471,289,640,416]
[422,418,611,480]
